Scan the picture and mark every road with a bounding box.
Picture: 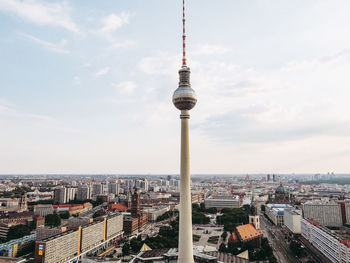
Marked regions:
[260,214,299,263]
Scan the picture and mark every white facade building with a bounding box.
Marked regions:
[284,209,302,233]
[265,204,293,226]
[301,218,350,262]
[204,196,241,209]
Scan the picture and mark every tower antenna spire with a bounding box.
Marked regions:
[182,0,187,67]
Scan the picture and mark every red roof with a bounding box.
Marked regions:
[228,232,239,243]
[109,203,128,211]
[307,219,320,226]
[236,224,263,242]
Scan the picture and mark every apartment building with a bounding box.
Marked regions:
[35,214,123,263]
[301,218,350,262]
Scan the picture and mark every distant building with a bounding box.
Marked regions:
[269,182,290,204]
[77,185,91,201]
[108,182,119,195]
[54,187,76,204]
[34,204,54,217]
[204,196,241,209]
[144,206,171,222]
[283,209,302,234]
[92,183,103,196]
[303,201,343,227]
[123,190,148,234]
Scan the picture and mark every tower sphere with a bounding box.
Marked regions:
[173,66,197,111]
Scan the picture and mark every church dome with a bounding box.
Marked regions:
[275,185,287,194]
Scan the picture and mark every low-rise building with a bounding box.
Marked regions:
[33,204,54,217]
[265,204,293,226]
[144,206,170,221]
[204,196,241,209]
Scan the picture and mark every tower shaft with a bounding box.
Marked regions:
[178,109,194,263]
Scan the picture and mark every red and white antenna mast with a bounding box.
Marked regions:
[182,0,187,67]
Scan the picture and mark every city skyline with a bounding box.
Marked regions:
[1,0,350,174]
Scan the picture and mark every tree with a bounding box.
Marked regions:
[206,207,217,214]
[59,211,70,219]
[45,213,61,227]
[122,243,130,256]
[200,202,205,211]
[219,243,226,252]
[221,231,228,240]
[7,225,32,241]
[290,241,304,258]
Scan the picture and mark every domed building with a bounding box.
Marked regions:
[268,181,290,204]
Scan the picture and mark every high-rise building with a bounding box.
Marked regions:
[54,187,76,204]
[77,185,91,201]
[140,179,149,192]
[54,188,66,204]
[172,1,197,261]
[92,183,103,196]
[108,182,119,195]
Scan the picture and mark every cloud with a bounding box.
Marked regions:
[115,81,136,95]
[0,101,57,125]
[138,52,178,75]
[100,12,131,33]
[281,49,350,72]
[110,40,137,49]
[0,0,79,33]
[195,104,350,143]
[95,67,110,77]
[73,76,80,85]
[193,44,231,55]
[21,33,69,54]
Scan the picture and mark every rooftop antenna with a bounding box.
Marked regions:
[182,0,187,67]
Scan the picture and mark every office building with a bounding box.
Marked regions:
[204,196,241,209]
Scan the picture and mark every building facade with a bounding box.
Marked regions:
[35,214,123,263]
[204,196,241,209]
[284,209,302,234]
[301,218,350,263]
[303,202,343,227]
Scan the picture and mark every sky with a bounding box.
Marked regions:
[1,0,350,174]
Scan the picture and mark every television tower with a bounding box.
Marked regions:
[172,1,197,262]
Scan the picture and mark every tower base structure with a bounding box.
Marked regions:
[178,110,194,263]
